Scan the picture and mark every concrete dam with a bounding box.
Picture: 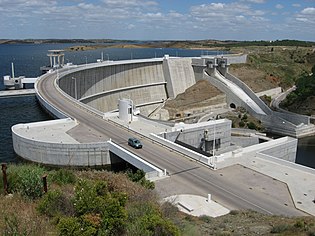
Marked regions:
[58,57,196,117]
[55,55,314,138]
[10,54,315,217]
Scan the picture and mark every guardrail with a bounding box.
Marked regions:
[108,140,163,180]
[35,74,68,119]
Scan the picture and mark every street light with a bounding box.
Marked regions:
[72,77,77,100]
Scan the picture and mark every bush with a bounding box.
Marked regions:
[241,114,248,121]
[50,168,76,185]
[247,122,257,130]
[7,164,45,199]
[72,179,127,235]
[270,224,290,233]
[239,121,245,128]
[126,169,155,190]
[37,189,74,217]
[126,201,180,236]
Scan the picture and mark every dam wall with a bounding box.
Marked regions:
[59,60,167,113]
[163,57,196,98]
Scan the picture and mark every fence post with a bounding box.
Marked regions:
[42,174,48,193]
[1,163,8,194]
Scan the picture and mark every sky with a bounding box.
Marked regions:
[0,0,314,41]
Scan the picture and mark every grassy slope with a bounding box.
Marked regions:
[1,165,315,235]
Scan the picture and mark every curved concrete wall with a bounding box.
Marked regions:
[12,121,110,167]
[58,61,167,113]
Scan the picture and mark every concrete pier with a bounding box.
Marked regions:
[0,89,36,98]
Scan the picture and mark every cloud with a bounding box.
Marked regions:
[242,0,266,3]
[275,4,284,9]
[301,7,315,14]
[295,7,315,24]
[292,3,301,8]
[102,0,158,7]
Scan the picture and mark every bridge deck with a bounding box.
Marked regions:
[0,89,35,98]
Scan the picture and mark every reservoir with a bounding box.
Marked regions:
[0,43,314,167]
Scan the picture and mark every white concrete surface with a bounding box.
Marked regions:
[164,194,230,217]
[214,70,266,115]
[0,89,35,98]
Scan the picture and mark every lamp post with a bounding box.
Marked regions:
[106,53,109,61]
[72,77,77,100]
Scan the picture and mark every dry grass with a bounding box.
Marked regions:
[0,194,57,235]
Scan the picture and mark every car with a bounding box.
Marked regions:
[128,137,143,149]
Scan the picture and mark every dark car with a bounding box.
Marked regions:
[128,137,143,149]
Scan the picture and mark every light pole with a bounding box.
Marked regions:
[72,77,77,100]
[106,54,109,61]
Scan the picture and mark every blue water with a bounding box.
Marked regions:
[0,43,314,167]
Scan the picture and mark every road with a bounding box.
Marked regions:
[271,86,296,109]
[37,69,306,216]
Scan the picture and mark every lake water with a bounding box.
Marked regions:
[0,43,314,167]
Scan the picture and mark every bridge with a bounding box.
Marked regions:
[11,55,315,216]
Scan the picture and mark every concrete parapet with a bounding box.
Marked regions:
[108,140,163,180]
[150,133,214,168]
[35,74,68,119]
[243,136,297,162]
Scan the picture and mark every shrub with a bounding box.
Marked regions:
[73,179,106,215]
[199,215,212,223]
[72,179,127,235]
[126,169,155,190]
[50,168,76,185]
[37,189,74,217]
[241,114,248,121]
[58,217,84,236]
[247,122,257,130]
[270,224,290,233]
[126,201,179,236]
[7,164,45,199]
[239,121,245,128]
[294,220,305,229]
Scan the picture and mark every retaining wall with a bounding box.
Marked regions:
[12,123,110,167]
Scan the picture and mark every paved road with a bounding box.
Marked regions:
[271,86,296,109]
[37,69,305,216]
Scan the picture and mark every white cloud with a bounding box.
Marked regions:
[301,7,315,14]
[294,7,315,24]
[292,3,301,8]
[242,0,266,3]
[102,0,157,7]
[276,4,284,9]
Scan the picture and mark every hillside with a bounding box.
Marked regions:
[1,164,315,235]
